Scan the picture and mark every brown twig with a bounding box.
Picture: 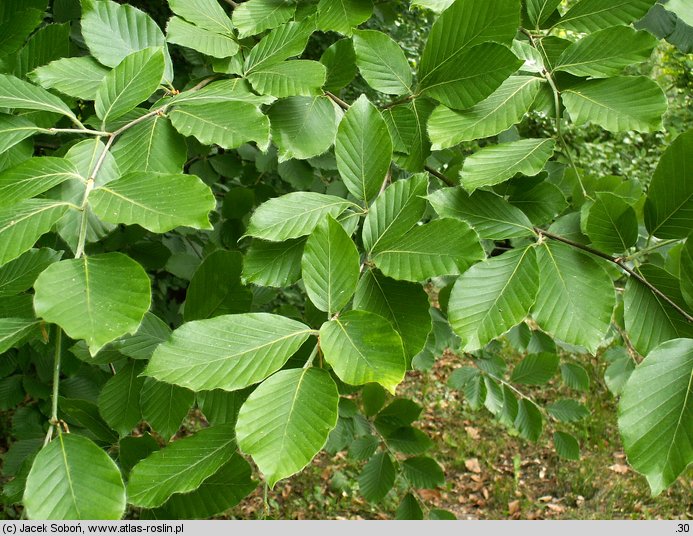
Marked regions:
[424,165,456,187]
[325,91,349,111]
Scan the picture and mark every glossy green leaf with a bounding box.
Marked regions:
[197,389,250,427]
[547,399,589,422]
[246,192,355,241]
[127,424,236,508]
[510,353,559,385]
[233,0,296,38]
[0,319,40,353]
[358,452,395,502]
[555,27,657,78]
[514,399,543,441]
[584,192,638,253]
[98,360,145,437]
[335,95,392,203]
[526,0,562,27]
[372,218,483,282]
[428,76,543,149]
[0,75,75,119]
[247,60,326,98]
[449,247,539,351]
[29,56,109,100]
[460,138,554,192]
[354,269,431,360]
[396,493,424,520]
[33,253,151,355]
[604,347,636,396]
[0,157,82,208]
[24,434,126,520]
[427,188,535,239]
[401,456,445,489]
[619,338,693,496]
[14,21,71,80]
[110,312,171,361]
[420,43,522,111]
[663,0,693,26]
[169,101,270,151]
[242,238,305,287]
[168,0,234,34]
[145,313,313,391]
[562,76,667,133]
[0,199,72,266]
[561,363,590,392]
[557,0,657,33]
[317,0,372,35]
[244,18,315,73]
[390,99,436,172]
[166,16,238,59]
[553,431,580,460]
[0,8,43,57]
[0,248,61,297]
[385,427,433,455]
[321,39,357,93]
[0,115,39,155]
[645,129,692,239]
[302,216,359,315]
[681,235,693,310]
[532,242,615,354]
[111,114,187,174]
[90,172,215,233]
[352,29,412,95]
[169,79,275,107]
[236,368,339,487]
[267,96,339,161]
[320,310,406,393]
[140,378,194,439]
[185,250,252,321]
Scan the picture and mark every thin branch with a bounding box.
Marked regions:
[325,91,349,111]
[43,326,62,446]
[424,165,456,187]
[380,94,416,110]
[535,227,693,324]
[40,127,112,137]
[189,75,221,92]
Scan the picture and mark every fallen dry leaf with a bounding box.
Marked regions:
[508,500,521,515]
[465,426,481,440]
[609,464,629,474]
[465,458,482,473]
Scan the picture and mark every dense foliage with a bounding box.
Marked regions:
[0,0,691,520]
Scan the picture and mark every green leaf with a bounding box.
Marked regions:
[321,39,357,93]
[420,43,522,111]
[302,215,360,315]
[681,235,693,310]
[145,313,313,391]
[90,172,215,233]
[140,378,194,439]
[459,138,555,192]
[562,76,667,133]
[428,188,535,240]
[362,174,428,254]
[553,431,580,460]
[514,399,543,441]
[236,368,339,487]
[59,398,119,446]
[244,17,315,73]
[335,95,392,203]
[358,452,395,502]
[80,0,172,80]
[663,0,693,26]
[375,398,423,433]
[0,157,82,208]
[0,75,75,119]
[169,101,270,151]
[317,0,372,35]
[532,242,615,354]
[449,247,539,351]
[624,265,693,355]
[584,192,638,253]
[0,115,39,155]
[418,0,519,89]
[242,238,305,287]
[604,347,636,396]
[233,0,296,38]
[396,493,424,520]
[526,0,562,27]
[95,48,164,123]
[127,424,236,508]
[14,21,71,80]
[198,389,250,426]
[166,16,239,59]
[0,318,40,353]
[110,312,171,360]
[320,310,406,393]
[429,509,457,520]
[0,8,43,57]
[97,360,145,437]
[111,114,187,174]
[354,269,431,360]
[428,76,543,149]
[401,456,445,489]
[33,252,151,356]
[246,192,354,241]
[168,0,234,34]
[554,27,657,78]
[169,79,275,107]
[247,60,327,98]
[185,250,252,321]
[352,29,412,95]
[510,352,559,385]
[29,56,109,100]
[390,99,436,172]
[645,129,693,239]
[267,96,339,161]
[561,363,590,392]
[24,434,126,520]
[150,455,256,519]
[385,427,433,455]
[619,338,693,496]
[0,248,61,297]
[372,218,483,282]
[0,199,72,266]
[547,399,589,422]
[556,0,657,33]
